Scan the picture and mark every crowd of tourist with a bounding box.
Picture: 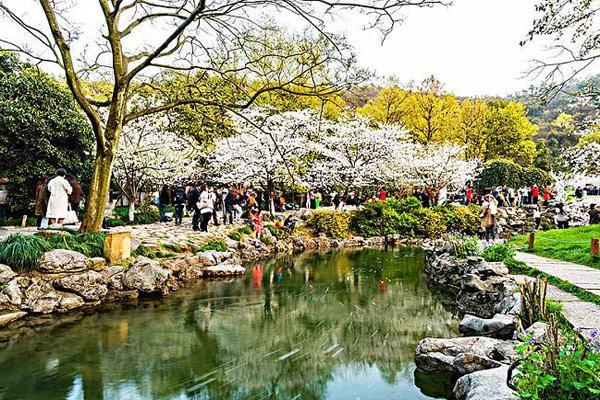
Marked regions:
[33,169,83,228]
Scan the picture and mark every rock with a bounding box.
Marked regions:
[523,322,548,343]
[495,292,522,316]
[38,250,88,273]
[459,314,520,339]
[203,264,246,277]
[54,271,108,301]
[457,275,518,319]
[21,279,61,314]
[0,278,24,308]
[130,238,141,252]
[415,336,516,375]
[57,292,85,312]
[122,256,171,294]
[453,366,517,400]
[196,252,217,266]
[0,264,16,283]
[469,261,509,278]
[88,257,107,271]
[105,289,139,302]
[100,265,127,290]
[0,311,27,327]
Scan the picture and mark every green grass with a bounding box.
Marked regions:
[509,225,600,269]
[505,257,600,308]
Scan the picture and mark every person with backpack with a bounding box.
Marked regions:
[197,184,214,232]
[173,187,186,225]
[187,184,201,230]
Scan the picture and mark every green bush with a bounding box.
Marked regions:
[45,232,106,258]
[0,234,50,272]
[265,225,282,238]
[199,240,229,252]
[307,210,352,239]
[260,236,275,246]
[351,201,405,237]
[436,205,480,235]
[238,226,253,235]
[388,196,422,214]
[514,328,600,399]
[105,218,127,227]
[413,208,447,238]
[228,231,242,241]
[481,243,515,262]
[134,212,159,225]
[447,234,480,259]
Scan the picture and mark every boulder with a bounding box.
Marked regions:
[415,336,517,375]
[88,257,107,271]
[453,366,517,400]
[38,250,88,273]
[459,314,520,339]
[57,292,85,312]
[523,322,548,343]
[122,256,171,294]
[0,311,27,327]
[0,264,16,283]
[54,271,108,301]
[100,265,127,290]
[0,278,24,308]
[457,275,518,318]
[21,278,61,313]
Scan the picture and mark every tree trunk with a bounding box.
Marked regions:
[80,149,116,232]
[128,199,136,222]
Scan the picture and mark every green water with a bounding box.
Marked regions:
[0,248,459,400]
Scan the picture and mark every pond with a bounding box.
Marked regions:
[0,248,459,400]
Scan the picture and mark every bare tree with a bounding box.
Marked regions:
[0,0,448,231]
[522,0,599,100]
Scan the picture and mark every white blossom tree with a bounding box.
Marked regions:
[114,115,200,221]
[209,108,317,211]
[306,117,407,196]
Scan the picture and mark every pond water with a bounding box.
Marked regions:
[0,248,459,400]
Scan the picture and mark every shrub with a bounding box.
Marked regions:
[481,243,515,262]
[265,224,282,238]
[46,232,106,258]
[447,234,480,259]
[260,236,275,245]
[134,212,159,225]
[388,196,422,214]
[228,231,242,241]
[0,234,51,272]
[351,201,404,237]
[413,208,447,238]
[199,240,229,252]
[440,205,480,235]
[105,218,127,228]
[238,226,253,235]
[513,316,600,400]
[307,210,352,239]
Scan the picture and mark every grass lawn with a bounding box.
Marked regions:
[509,224,600,269]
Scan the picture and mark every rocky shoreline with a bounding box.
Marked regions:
[0,233,403,334]
[415,241,546,400]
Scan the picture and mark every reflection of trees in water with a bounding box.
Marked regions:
[0,248,457,400]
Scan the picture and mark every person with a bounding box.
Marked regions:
[65,174,83,217]
[531,185,540,206]
[223,189,235,225]
[543,187,552,207]
[575,187,584,200]
[314,191,322,208]
[249,208,265,239]
[533,205,542,230]
[332,192,340,210]
[34,176,50,227]
[554,204,570,229]
[158,185,171,222]
[211,188,220,226]
[197,184,214,232]
[588,204,599,225]
[173,186,186,225]
[479,192,498,241]
[507,187,516,207]
[465,186,473,205]
[46,169,73,226]
[0,180,8,226]
[379,188,387,201]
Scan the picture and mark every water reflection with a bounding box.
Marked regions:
[0,248,458,400]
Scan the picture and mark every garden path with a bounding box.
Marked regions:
[514,252,600,332]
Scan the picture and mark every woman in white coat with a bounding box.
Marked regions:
[46,168,73,225]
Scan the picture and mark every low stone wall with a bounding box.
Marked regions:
[0,233,395,331]
[416,246,548,400]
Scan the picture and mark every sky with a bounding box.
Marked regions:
[1,0,598,97]
[334,0,599,97]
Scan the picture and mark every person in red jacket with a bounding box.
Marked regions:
[531,185,540,206]
[465,187,473,205]
[543,187,552,206]
[379,188,387,201]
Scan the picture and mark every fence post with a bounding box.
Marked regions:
[592,238,599,258]
[528,231,535,251]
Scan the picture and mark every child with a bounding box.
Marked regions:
[249,208,265,239]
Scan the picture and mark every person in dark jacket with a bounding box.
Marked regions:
[589,204,600,225]
[159,185,171,222]
[65,174,83,217]
[173,187,186,225]
[223,189,236,225]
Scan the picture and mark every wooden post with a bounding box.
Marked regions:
[103,229,132,264]
[592,238,599,258]
[528,231,535,251]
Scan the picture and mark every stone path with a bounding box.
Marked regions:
[514,252,600,332]
[514,252,600,296]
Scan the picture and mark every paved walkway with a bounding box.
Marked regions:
[514,252,600,332]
